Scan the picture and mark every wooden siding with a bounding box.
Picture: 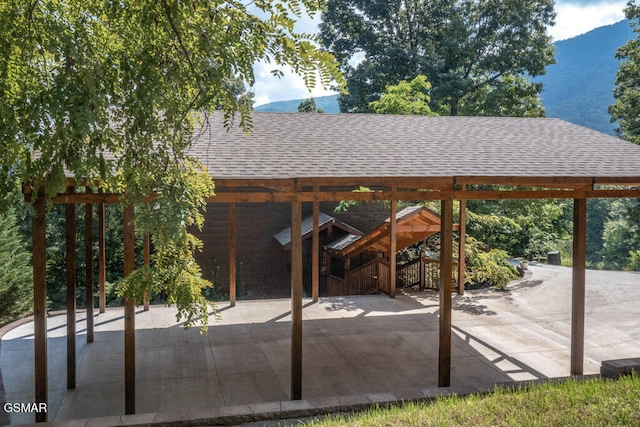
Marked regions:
[194,201,392,299]
[196,203,292,298]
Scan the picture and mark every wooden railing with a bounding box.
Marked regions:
[377,259,391,295]
[327,274,346,296]
[397,256,460,291]
[344,258,391,295]
[396,257,421,288]
[346,259,378,295]
[330,256,461,296]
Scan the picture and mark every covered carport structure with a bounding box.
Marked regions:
[26,113,640,422]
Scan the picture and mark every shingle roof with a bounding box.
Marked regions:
[329,206,447,257]
[273,212,364,247]
[384,206,430,223]
[190,113,640,180]
[274,211,335,246]
[326,234,362,251]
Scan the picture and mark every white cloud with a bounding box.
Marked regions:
[252,1,630,105]
[249,7,338,106]
[551,1,627,41]
[252,62,337,107]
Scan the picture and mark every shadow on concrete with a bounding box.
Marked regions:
[453,296,498,316]
[508,279,544,291]
[0,295,559,425]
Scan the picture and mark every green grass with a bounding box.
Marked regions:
[307,375,640,427]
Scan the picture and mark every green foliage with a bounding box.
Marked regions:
[627,250,640,271]
[333,187,380,212]
[585,198,611,267]
[203,259,227,302]
[601,198,640,270]
[458,74,545,118]
[369,75,437,116]
[466,197,572,260]
[610,3,640,144]
[16,199,144,311]
[0,0,344,330]
[298,97,325,113]
[464,237,518,289]
[555,238,574,267]
[320,0,555,115]
[0,210,33,325]
[603,218,631,269]
[306,375,640,427]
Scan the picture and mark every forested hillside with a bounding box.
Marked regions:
[539,20,634,135]
[255,20,635,136]
[255,94,341,113]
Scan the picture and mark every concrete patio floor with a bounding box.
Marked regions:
[2,263,640,425]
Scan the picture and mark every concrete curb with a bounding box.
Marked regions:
[11,375,603,427]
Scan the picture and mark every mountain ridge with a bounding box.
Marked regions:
[254,20,636,135]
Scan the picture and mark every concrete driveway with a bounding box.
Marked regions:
[2,263,639,425]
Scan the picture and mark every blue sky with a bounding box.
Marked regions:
[252,0,630,106]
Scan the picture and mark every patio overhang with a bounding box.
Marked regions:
[25,112,640,422]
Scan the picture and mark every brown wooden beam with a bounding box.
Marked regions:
[143,234,150,311]
[456,175,594,188]
[98,201,106,314]
[66,191,76,389]
[208,192,295,203]
[210,190,444,204]
[33,195,48,423]
[229,203,237,307]
[212,178,296,190]
[389,196,397,299]
[301,190,450,202]
[395,224,461,233]
[457,188,640,200]
[297,176,455,189]
[291,201,303,400]
[571,198,587,375]
[458,188,467,295]
[312,193,320,303]
[438,199,454,387]
[53,192,121,204]
[123,205,136,415]
[208,188,640,204]
[47,187,640,205]
[593,176,640,185]
[85,190,94,343]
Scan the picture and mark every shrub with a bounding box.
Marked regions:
[627,250,640,271]
[465,237,519,289]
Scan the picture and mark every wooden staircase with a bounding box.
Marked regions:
[328,255,459,296]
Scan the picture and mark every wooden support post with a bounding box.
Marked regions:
[85,190,94,343]
[389,197,397,298]
[33,195,48,423]
[291,201,303,400]
[438,199,454,387]
[143,234,150,311]
[98,200,106,314]
[419,253,425,290]
[571,198,587,376]
[458,189,467,295]
[312,194,320,302]
[66,193,77,389]
[123,205,136,415]
[230,203,237,307]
